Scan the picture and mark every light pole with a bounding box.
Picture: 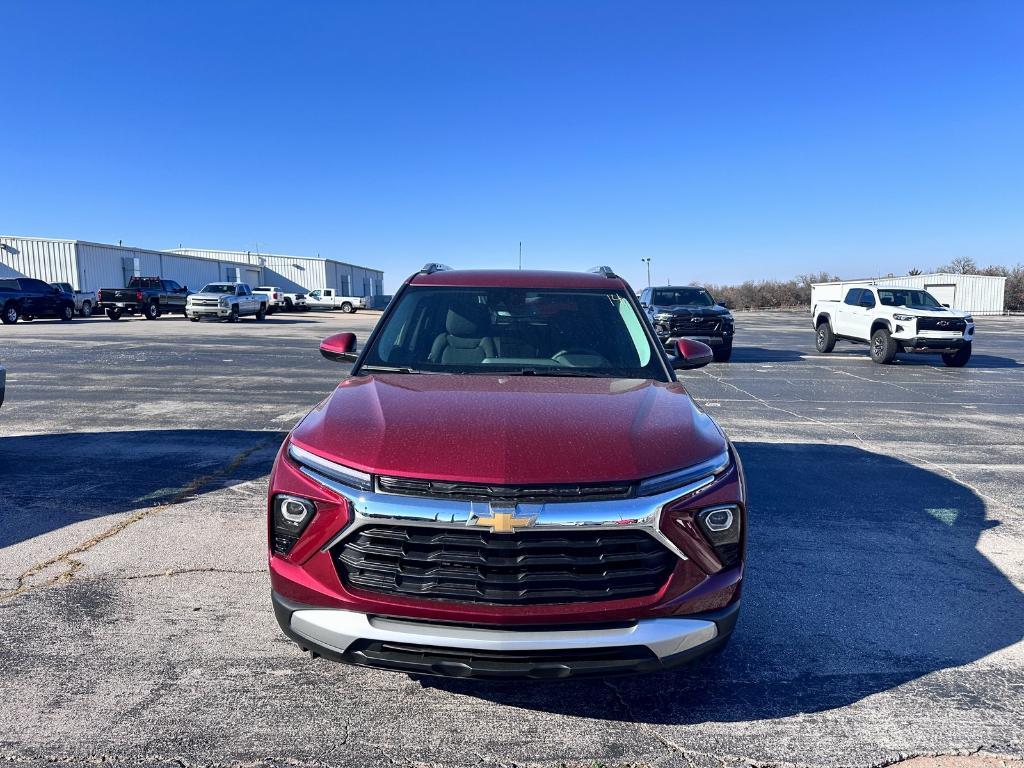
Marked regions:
[641,257,651,287]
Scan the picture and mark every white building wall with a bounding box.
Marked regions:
[0,236,79,285]
[812,273,1006,315]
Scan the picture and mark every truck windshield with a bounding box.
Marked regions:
[360,286,666,379]
[877,289,942,309]
[650,287,715,307]
[200,284,237,294]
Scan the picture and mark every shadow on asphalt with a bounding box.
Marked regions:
[421,441,1024,722]
[0,430,284,549]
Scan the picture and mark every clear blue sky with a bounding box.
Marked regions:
[2,1,1021,291]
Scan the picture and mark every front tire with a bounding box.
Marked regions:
[143,301,160,320]
[106,308,123,321]
[1,304,18,324]
[227,305,240,323]
[870,328,898,364]
[942,343,972,367]
[60,305,74,321]
[713,342,733,363]
[815,322,836,353]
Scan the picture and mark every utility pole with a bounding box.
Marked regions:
[519,241,522,270]
[641,257,651,287]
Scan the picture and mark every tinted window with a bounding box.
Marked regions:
[877,289,942,309]
[199,283,237,294]
[860,291,875,308]
[362,286,664,380]
[844,289,862,305]
[650,287,715,307]
[0,279,20,290]
[23,279,52,292]
[164,281,181,291]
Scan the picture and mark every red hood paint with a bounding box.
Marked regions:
[290,374,727,484]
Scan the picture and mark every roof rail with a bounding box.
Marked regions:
[420,262,453,275]
[588,265,618,278]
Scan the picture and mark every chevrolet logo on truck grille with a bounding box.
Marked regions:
[472,506,536,533]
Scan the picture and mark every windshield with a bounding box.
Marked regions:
[877,289,942,310]
[650,287,715,307]
[360,286,667,379]
[200,283,237,294]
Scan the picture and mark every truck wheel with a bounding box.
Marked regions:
[1,304,18,324]
[80,301,93,317]
[106,308,123,321]
[713,342,733,363]
[227,305,240,323]
[283,298,293,311]
[870,328,898,364]
[340,301,353,314]
[942,343,972,367]
[815,322,836,353]
[143,301,160,320]
[256,305,267,321]
[60,305,74,321]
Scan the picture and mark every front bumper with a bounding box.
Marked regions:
[658,334,729,349]
[273,591,738,679]
[186,306,231,318]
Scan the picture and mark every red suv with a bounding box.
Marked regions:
[268,265,746,679]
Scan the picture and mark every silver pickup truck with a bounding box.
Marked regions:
[50,282,97,317]
[186,282,268,322]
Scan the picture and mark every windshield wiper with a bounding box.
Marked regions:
[509,368,601,377]
[358,365,427,374]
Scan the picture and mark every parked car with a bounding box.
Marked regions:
[255,286,286,314]
[280,291,309,312]
[50,282,97,317]
[0,278,76,324]
[267,265,744,679]
[812,284,975,366]
[186,282,268,322]
[640,285,735,362]
[96,277,191,320]
[306,288,364,313]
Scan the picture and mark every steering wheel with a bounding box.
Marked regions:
[551,348,608,366]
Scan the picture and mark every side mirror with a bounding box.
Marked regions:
[942,303,950,308]
[670,338,714,370]
[320,332,357,362]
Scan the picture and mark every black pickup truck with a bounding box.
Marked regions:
[0,277,76,324]
[639,285,736,362]
[96,277,191,320]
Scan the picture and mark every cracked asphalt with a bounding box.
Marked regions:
[0,309,1022,768]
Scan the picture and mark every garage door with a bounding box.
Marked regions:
[925,283,956,308]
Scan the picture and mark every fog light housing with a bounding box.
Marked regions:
[272,494,316,555]
[694,504,742,569]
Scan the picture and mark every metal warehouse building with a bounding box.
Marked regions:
[812,272,1006,315]
[0,236,383,298]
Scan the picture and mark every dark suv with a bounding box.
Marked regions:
[0,278,76,324]
[640,286,735,362]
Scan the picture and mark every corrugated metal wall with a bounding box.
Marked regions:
[812,273,1006,315]
[0,237,79,285]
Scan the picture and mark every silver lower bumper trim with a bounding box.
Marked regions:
[290,609,718,659]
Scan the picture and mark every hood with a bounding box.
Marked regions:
[290,374,727,485]
[652,304,730,316]
[897,304,970,318]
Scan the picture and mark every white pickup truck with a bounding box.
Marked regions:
[812,284,975,366]
[50,282,97,317]
[186,282,268,322]
[306,288,364,314]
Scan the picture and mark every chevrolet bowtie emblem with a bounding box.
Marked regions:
[473,509,536,533]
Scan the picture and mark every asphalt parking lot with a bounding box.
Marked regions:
[1,309,1022,768]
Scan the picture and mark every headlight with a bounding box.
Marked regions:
[637,450,730,497]
[721,313,733,322]
[288,443,373,492]
[893,314,916,321]
[219,297,230,306]
[271,494,316,555]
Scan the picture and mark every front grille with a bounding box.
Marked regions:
[917,317,967,332]
[334,525,675,605]
[191,299,220,307]
[667,317,721,335]
[377,475,632,502]
[345,638,658,679]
